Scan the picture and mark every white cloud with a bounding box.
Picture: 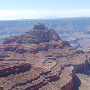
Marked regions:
[0,10,51,20]
[0,10,37,17]
[0,9,90,20]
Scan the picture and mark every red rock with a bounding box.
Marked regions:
[3,34,21,44]
[0,63,31,76]
[0,23,89,90]
[4,43,20,51]
[61,80,73,90]
[15,45,27,54]
[16,24,60,44]
[33,23,45,29]
[75,49,83,54]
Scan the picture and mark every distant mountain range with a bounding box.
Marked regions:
[40,15,60,19]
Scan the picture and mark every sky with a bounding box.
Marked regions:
[0,0,90,20]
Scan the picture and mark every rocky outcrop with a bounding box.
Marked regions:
[0,63,31,76]
[0,65,75,90]
[15,43,49,54]
[61,80,73,90]
[39,66,75,90]
[15,41,70,54]
[33,23,46,29]
[60,66,75,90]
[16,23,60,44]
[4,43,20,51]
[3,35,21,44]
[0,52,10,61]
[74,60,89,73]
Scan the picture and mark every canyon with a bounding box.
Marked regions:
[0,23,90,90]
[1,18,90,51]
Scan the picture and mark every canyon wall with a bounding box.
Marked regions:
[0,23,90,90]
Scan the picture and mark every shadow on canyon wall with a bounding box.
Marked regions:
[73,75,81,90]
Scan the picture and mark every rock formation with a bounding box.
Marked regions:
[16,23,60,44]
[2,35,21,44]
[33,23,46,29]
[0,63,31,76]
[0,23,90,90]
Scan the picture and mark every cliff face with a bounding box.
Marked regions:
[0,23,89,90]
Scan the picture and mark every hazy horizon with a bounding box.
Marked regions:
[0,0,90,20]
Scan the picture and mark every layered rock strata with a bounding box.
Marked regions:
[0,65,75,90]
[0,23,89,90]
[0,63,31,77]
